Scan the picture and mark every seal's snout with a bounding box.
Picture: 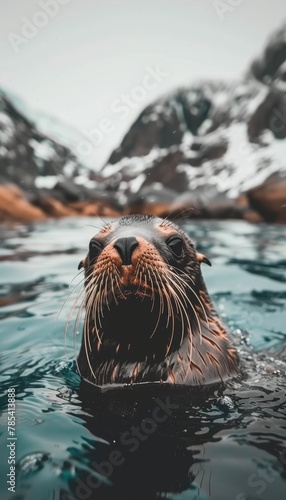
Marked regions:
[77,215,239,386]
[114,237,139,265]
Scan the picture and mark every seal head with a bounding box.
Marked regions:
[77,215,238,386]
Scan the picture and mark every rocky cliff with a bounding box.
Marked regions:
[1,24,286,223]
[99,24,286,223]
[0,88,119,221]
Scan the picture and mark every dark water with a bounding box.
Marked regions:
[0,218,286,500]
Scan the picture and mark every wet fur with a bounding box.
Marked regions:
[76,215,238,386]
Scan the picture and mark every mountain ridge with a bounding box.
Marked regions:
[0,24,286,223]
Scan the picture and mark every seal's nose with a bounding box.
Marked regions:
[114,237,139,265]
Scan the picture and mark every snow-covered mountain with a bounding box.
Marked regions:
[0,86,120,221]
[0,24,286,223]
[99,24,286,222]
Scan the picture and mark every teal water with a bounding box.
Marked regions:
[0,218,286,500]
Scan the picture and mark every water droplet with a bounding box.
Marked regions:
[217,396,235,412]
[265,365,275,374]
[57,386,73,399]
[33,419,44,425]
[55,361,68,373]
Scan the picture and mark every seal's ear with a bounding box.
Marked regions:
[78,259,85,270]
[196,252,212,267]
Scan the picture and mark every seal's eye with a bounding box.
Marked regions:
[166,236,184,258]
[89,239,102,263]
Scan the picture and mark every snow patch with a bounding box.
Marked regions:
[129,174,146,193]
[30,139,55,161]
[35,176,58,189]
[74,175,98,189]
[178,122,285,198]
[0,111,14,143]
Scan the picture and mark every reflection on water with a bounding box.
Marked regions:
[0,218,286,500]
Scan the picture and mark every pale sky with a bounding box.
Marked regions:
[0,0,285,167]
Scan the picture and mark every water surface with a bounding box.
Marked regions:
[0,218,286,500]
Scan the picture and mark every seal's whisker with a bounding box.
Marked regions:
[165,287,175,356]
[58,273,86,330]
[65,285,84,340]
[143,269,150,301]
[140,266,146,292]
[168,268,209,330]
[66,272,95,345]
[165,282,188,356]
[82,285,96,350]
[157,273,172,329]
[146,267,156,311]
[150,269,164,340]
[148,274,166,341]
[83,309,97,383]
[167,273,203,344]
[166,282,186,345]
[69,269,85,287]
[99,275,105,320]
[189,326,194,368]
[93,278,104,331]
[114,273,125,301]
[168,266,210,329]
[84,276,103,347]
[135,259,151,296]
[107,261,124,302]
[104,269,110,311]
[167,280,192,338]
[75,214,238,386]
[149,270,165,339]
[73,286,92,366]
[158,215,173,228]
[111,272,119,306]
[86,285,100,351]
[73,296,85,373]
[138,269,144,297]
[90,284,106,353]
[153,272,177,355]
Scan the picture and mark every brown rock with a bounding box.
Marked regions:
[0,184,46,222]
[142,151,188,193]
[247,176,286,222]
[124,202,175,218]
[243,209,264,223]
[40,196,77,217]
[71,201,120,217]
[106,103,183,165]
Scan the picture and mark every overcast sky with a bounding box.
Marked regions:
[0,0,285,167]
